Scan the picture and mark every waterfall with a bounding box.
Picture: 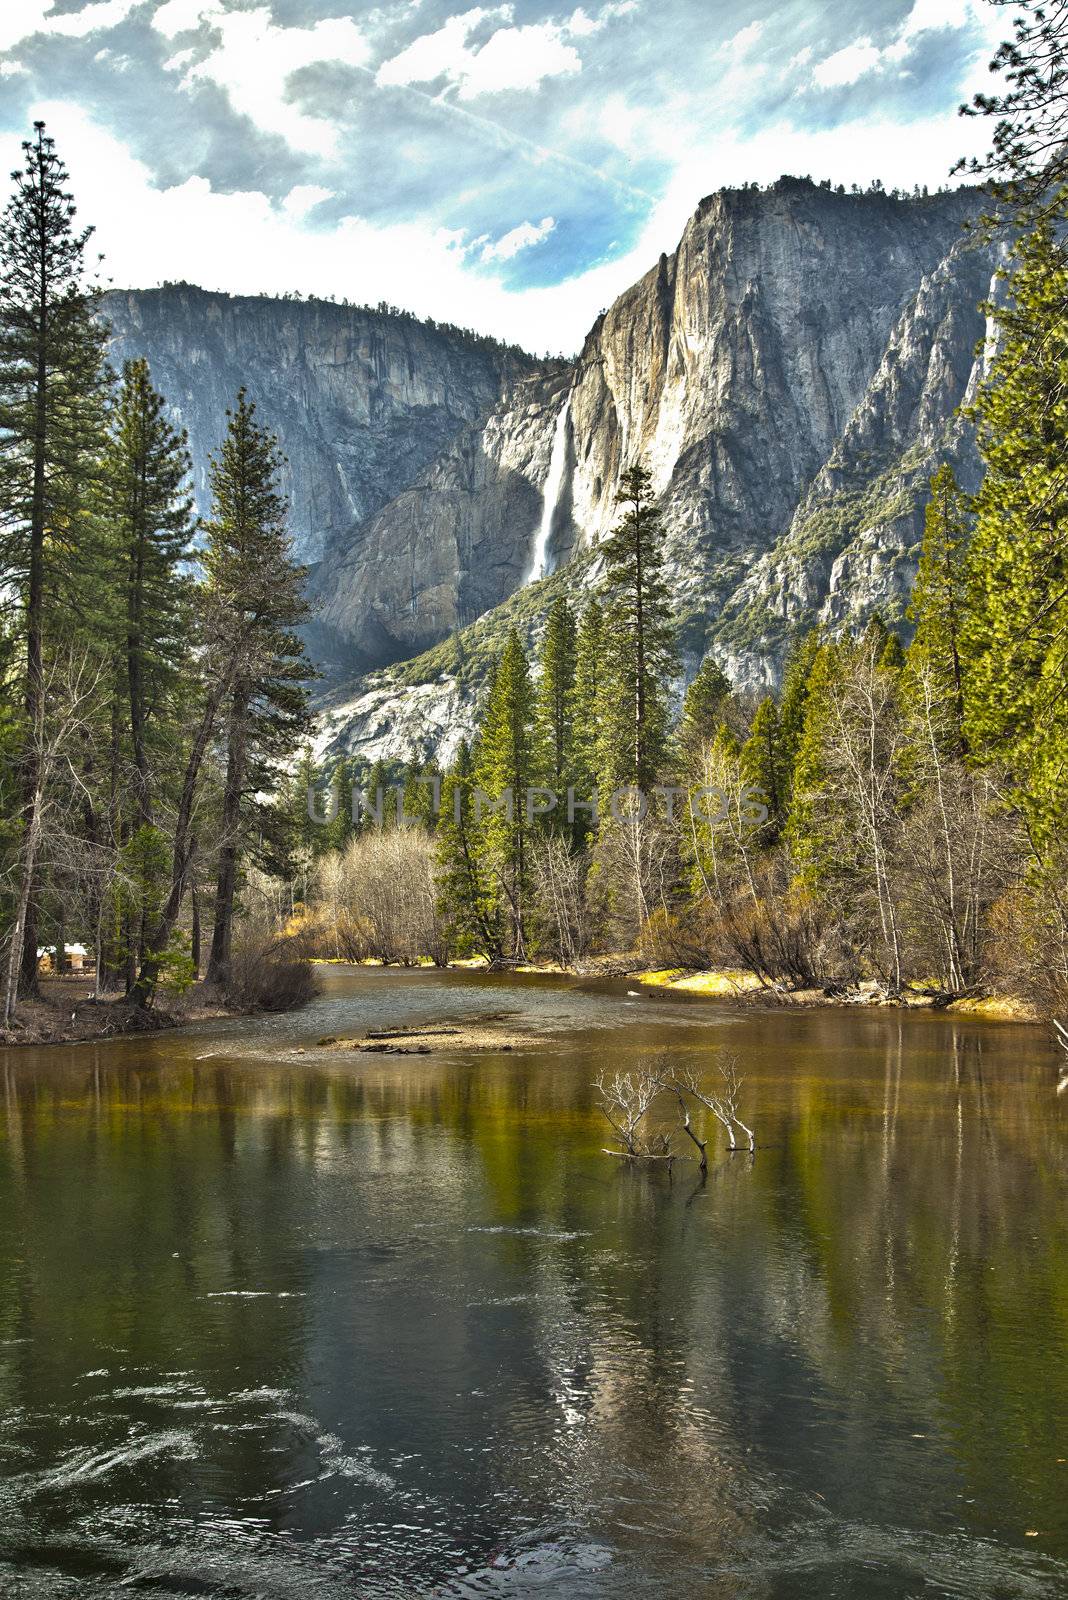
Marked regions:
[527,398,570,584]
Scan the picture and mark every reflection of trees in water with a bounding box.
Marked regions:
[0,1015,1064,1563]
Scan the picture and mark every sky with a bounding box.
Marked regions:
[0,0,1007,352]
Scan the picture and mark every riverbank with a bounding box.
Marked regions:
[0,974,235,1047]
[628,967,1040,1020]
[431,955,1040,1021]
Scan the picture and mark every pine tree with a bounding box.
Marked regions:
[472,630,535,958]
[597,464,676,790]
[360,757,393,829]
[402,759,440,830]
[678,655,731,773]
[534,596,576,803]
[777,629,821,805]
[436,741,498,957]
[571,599,604,809]
[0,122,109,994]
[102,358,194,827]
[202,391,312,988]
[907,466,970,736]
[962,218,1068,838]
[785,640,843,887]
[741,696,787,845]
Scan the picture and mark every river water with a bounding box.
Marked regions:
[0,966,1064,1598]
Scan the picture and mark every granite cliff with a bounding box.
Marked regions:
[104,178,997,764]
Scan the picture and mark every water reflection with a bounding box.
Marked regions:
[0,969,1064,1597]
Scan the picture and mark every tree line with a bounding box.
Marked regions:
[0,124,314,1024]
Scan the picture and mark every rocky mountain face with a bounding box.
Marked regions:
[105,180,998,766]
[103,285,548,567]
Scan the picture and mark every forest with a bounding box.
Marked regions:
[2,0,1068,1029]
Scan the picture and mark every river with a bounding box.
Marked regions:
[0,966,1064,1598]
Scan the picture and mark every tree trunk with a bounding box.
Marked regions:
[130,674,230,1010]
[190,879,201,980]
[206,684,249,991]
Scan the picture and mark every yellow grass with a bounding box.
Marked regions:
[634,968,764,995]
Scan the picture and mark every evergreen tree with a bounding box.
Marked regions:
[202,391,312,987]
[402,759,440,830]
[597,464,676,790]
[436,741,498,957]
[785,640,843,887]
[741,696,787,845]
[962,217,1068,839]
[906,463,971,754]
[0,122,109,992]
[360,757,393,829]
[534,596,576,802]
[777,629,821,806]
[102,357,194,826]
[472,631,535,958]
[571,599,604,809]
[678,655,731,773]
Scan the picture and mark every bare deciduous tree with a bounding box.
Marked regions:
[2,649,106,1024]
[530,835,593,964]
[671,1054,756,1153]
[593,1067,673,1160]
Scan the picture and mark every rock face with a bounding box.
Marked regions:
[310,367,571,672]
[102,285,547,567]
[105,180,999,764]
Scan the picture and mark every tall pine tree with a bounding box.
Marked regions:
[534,596,576,805]
[962,217,1068,840]
[202,391,312,988]
[0,122,108,995]
[597,465,676,791]
[472,631,535,959]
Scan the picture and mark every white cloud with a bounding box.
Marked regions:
[19,96,997,359]
[152,0,218,39]
[170,7,370,157]
[812,38,883,89]
[282,183,334,219]
[808,0,996,93]
[724,20,765,56]
[481,215,555,261]
[377,7,583,101]
[1,0,138,51]
[0,60,29,78]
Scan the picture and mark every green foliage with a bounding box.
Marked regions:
[905,463,971,754]
[102,357,195,821]
[962,218,1068,840]
[596,463,676,789]
[436,741,499,958]
[678,656,732,774]
[741,697,787,845]
[472,631,535,957]
[534,596,576,797]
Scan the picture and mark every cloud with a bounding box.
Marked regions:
[808,0,995,94]
[19,95,997,358]
[813,38,883,89]
[168,7,371,157]
[282,183,335,218]
[152,0,216,39]
[481,215,555,261]
[377,7,584,101]
[1,0,138,51]
[0,1,1011,356]
[723,20,765,56]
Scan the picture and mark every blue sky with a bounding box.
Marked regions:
[0,0,1005,350]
